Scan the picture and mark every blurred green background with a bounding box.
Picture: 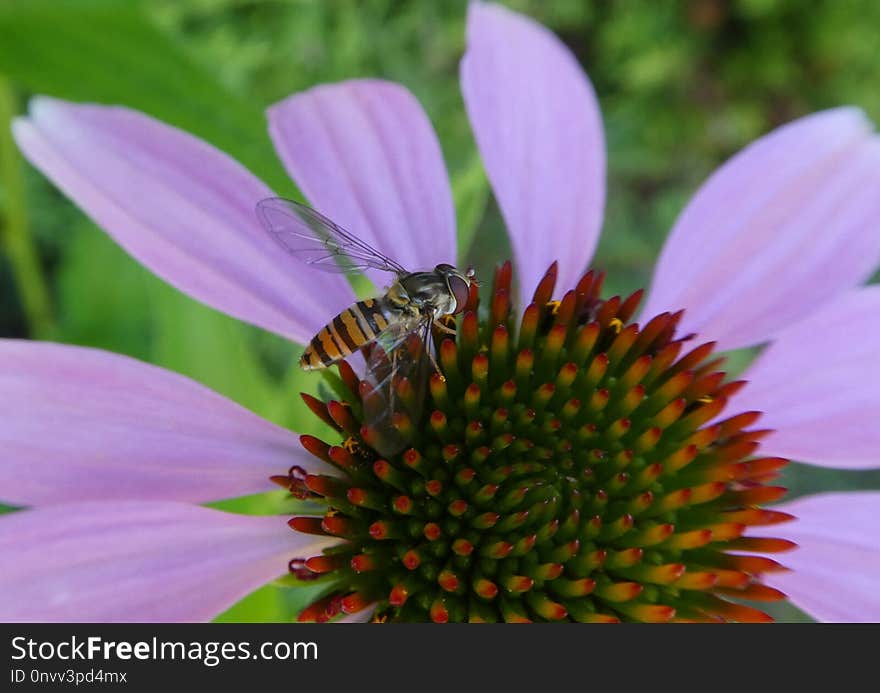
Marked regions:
[1,0,879,622]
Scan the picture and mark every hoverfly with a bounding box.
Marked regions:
[256,197,477,455]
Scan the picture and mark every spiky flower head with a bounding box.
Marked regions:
[282,262,793,623]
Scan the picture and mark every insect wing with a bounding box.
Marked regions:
[256,197,408,275]
[360,314,433,456]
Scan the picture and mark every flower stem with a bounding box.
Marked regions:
[0,75,54,336]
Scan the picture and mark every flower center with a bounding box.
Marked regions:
[278,261,795,623]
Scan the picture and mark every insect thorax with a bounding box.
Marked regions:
[394,271,456,317]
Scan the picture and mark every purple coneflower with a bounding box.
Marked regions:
[2,2,879,623]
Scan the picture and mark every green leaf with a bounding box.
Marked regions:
[213,581,325,623]
[55,222,153,359]
[149,282,282,422]
[149,279,337,438]
[452,148,490,261]
[0,0,292,193]
[206,490,315,517]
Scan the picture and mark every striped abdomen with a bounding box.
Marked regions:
[300,297,393,370]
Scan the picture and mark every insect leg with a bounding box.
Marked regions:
[426,347,443,377]
[433,318,458,336]
[388,346,399,416]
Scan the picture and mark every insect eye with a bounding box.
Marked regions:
[448,275,471,314]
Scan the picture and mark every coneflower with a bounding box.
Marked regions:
[2,2,878,623]
[286,261,793,623]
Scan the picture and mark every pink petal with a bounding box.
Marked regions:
[730,288,880,469]
[268,79,456,286]
[641,108,880,351]
[764,493,880,623]
[0,340,331,505]
[333,607,377,623]
[0,501,335,622]
[12,97,353,345]
[461,1,606,309]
